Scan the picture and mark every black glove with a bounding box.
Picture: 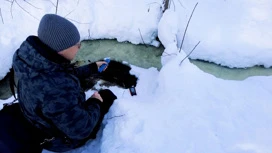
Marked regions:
[88,89,117,139]
[99,89,117,115]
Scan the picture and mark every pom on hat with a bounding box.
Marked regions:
[38,14,80,52]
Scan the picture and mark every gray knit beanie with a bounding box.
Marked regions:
[38,14,80,52]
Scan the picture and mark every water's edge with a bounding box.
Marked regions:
[1,39,272,100]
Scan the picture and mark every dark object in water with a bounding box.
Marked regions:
[81,60,138,91]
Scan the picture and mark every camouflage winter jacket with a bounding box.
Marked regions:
[12,36,102,152]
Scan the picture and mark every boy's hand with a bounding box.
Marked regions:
[96,61,108,71]
[91,92,103,102]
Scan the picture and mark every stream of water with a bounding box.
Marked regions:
[1,39,272,100]
[77,39,272,80]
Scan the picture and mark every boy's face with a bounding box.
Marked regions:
[58,42,81,61]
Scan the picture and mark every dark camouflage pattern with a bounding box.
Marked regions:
[12,36,101,152]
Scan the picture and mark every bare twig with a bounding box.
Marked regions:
[65,1,80,18]
[179,41,200,65]
[147,2,162,12]
[4,0,13,18]
[161,52,177,57]
[88,29,91,39]
[163,0,170,11]
[172,0,176,11]
[66,18,90,24]
[177,0,185,9]
[138,28,148,48]
[179,2,198,52]
[147,2,162,6]
[166,0,176,12]
[107,114,125,120]
[64,9,75,17]
[43,0,56,7]
[55,0,59,14]
[121,89,126,97]
[10,0,15,18]
[24,0,42,10]
[14,0,38,20]
[0,8,4,24]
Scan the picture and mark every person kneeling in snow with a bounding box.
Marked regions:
[5,14,117,152]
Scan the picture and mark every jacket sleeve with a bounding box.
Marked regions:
[73,63,98,79]
[41,82,102,140]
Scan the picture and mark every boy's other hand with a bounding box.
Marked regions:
[96,61,108,71]
[91,92,103,102]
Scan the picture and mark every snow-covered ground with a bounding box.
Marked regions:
[0,0,272,153]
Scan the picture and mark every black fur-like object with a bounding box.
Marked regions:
[81,60,138,91]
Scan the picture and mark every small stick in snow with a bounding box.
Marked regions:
[44,0,56,7]
[88,29,91,39]
[55,0,59,14]
[161,52,177,57]
[138,28,148,48]
[14,0,39,20]
[179,41,200,66]
[66,17,90,24]
[163,0,170,11]
[10,0,15,18]
[172,0,176,11]
[179,2,198,52]
[176,0,185,9]
[64,9,75,17]
[107,114,125,120]
[0,8,4,24]
[147,2,162,12]
[166,0,176,12]
[24,0,42,10]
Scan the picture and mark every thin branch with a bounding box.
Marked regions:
[179,41,200,66]
[169,0,176,12]
[55,0,59,14]
[138,28,148,48]
[107,114,125,120]
[14,0,39,20]
[179,2,198,52]
[161,52,177,57]
[122,89,126,97]
[4,0,13,18]
[147,2,162,12]
[43,0,56,7]
[64,1,80,18]
[147,2,162,6]
[177,0,185,9]
[0,8,4,24]
[24,0,42,10]
[66,17,90,24]
[163,0,170,11]
[88,29,91,39]
[64,9,75,17]
[10,0,15,18]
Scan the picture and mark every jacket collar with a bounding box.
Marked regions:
[26,36,71,65]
